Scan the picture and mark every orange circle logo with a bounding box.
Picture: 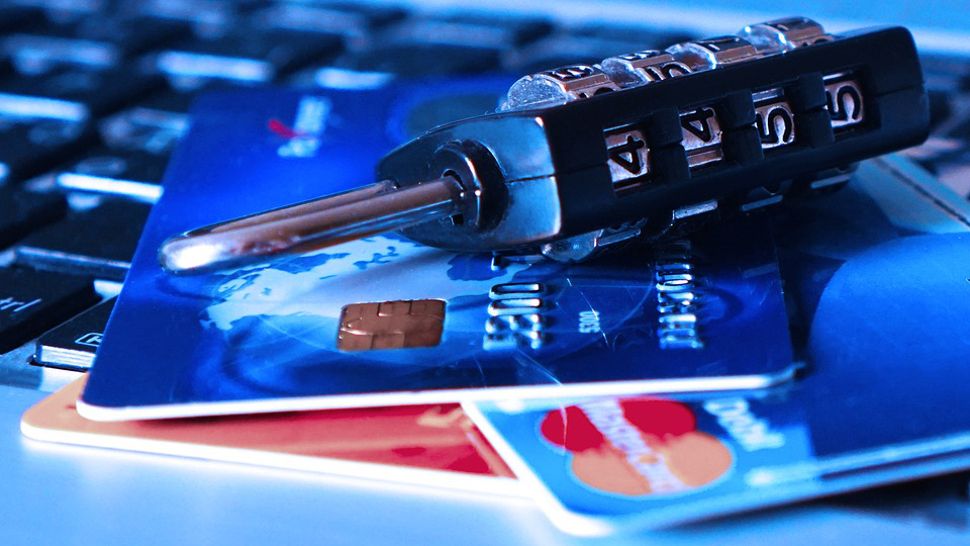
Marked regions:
[540,397,732,496]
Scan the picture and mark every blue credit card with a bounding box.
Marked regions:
[465,155,970,536]
[79,81,795,420]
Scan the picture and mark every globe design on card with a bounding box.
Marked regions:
[200,234,530,356]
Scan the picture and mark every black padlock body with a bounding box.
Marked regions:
[379,26,928,252]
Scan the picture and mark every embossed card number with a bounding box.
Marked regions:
[483,283,545,350]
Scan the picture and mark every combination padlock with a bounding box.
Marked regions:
[160,17,928,273]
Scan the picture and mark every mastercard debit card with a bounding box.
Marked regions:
[465,155,970,536]
[23,377,520,496]
[79,82,796,421]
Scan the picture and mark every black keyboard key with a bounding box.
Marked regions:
[0,66,164,121]
[55,146,168,202]
[568,23,693,46]
[156,29,343,88]
[76,15,188,53]
[309,2,406,28]
[3,36,115,77]
[0,119,94,183]
[383,15,551,49]
[0,6,45,34]
[0,267,98,354]
[9,0,100,15]
[504,34,648,73]
[137,0,256,28]
[331,43,500,78]
[2,16,189,74]
[100,92,192,152]
[34,296,114,371]
[125,89,195,115]
[0,188,67,248]
[250,3,404,38]
[15,199,151,280]
[297,65,394,90]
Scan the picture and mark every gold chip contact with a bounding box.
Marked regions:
[337,299,445,351]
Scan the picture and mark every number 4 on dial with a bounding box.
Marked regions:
[605,127,650,189]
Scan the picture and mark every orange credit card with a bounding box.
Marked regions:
[22,378,520,496]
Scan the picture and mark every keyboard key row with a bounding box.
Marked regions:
[1,15,189,74]
[0,6,45,34]
[55,146,167,202]
[250,2,404,38]
[0,66,165,122]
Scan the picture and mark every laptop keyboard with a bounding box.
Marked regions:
[0,0,966,383]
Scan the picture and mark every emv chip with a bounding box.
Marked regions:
[338,299,445,351]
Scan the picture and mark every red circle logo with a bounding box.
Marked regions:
[540,397,732,496]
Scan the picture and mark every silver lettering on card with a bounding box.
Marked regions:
[654,240,703,350]
[483,282,545,350]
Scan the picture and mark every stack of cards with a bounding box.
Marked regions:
[23,377,519,496]
[22,83,970,536]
